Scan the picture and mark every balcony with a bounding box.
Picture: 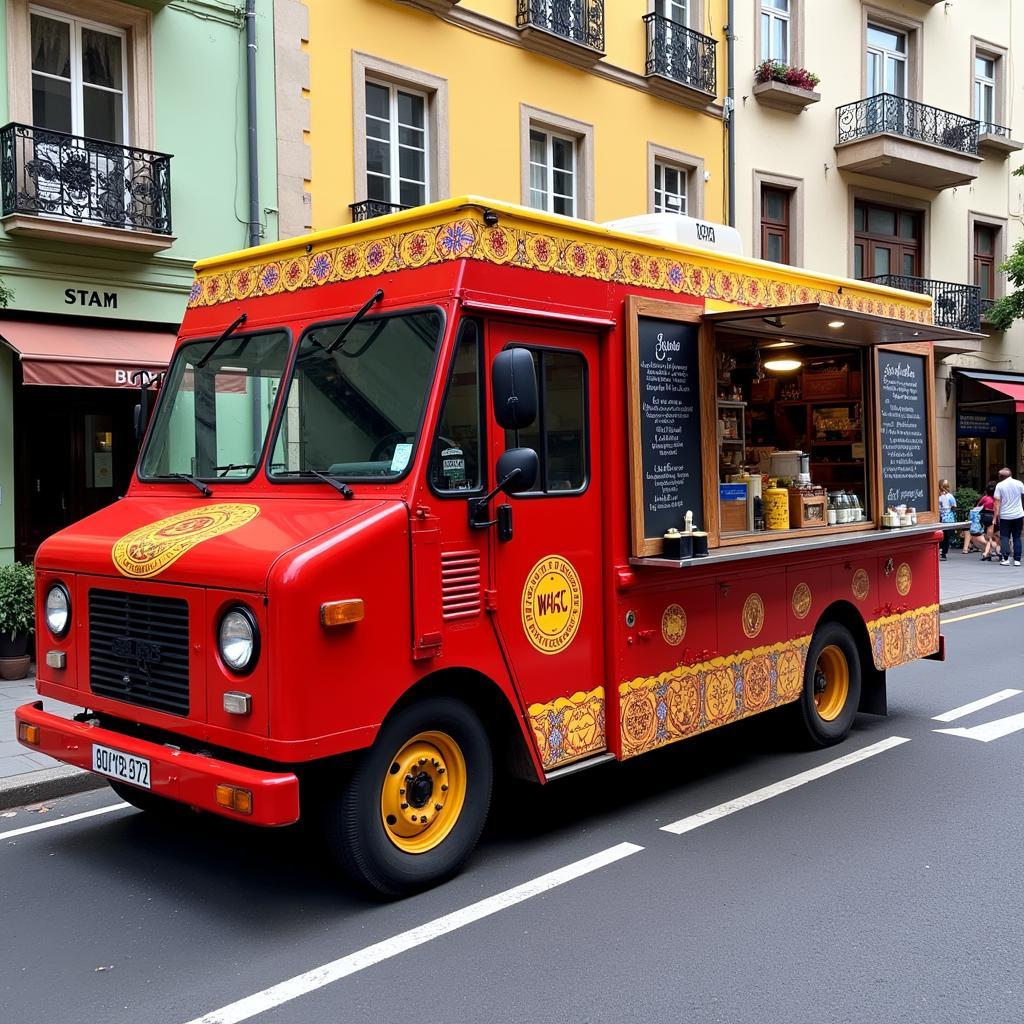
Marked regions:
[643,14,717,107]
[864,275,981,333]
[977,122,1023,158]
[834,94,982,191]
[516,0,605,68]
[350,200,409,222]
[0,122,173,251]
[980,297,1000,327]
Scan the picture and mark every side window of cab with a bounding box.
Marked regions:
[430,320,485,494]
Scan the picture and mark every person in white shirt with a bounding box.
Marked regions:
[993,467,1024,566]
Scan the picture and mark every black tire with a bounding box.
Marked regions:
[794,621,862,747]
[108,779,181,815]
[322,696,493,897]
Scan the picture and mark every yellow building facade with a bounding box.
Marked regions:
[275,0,728,237]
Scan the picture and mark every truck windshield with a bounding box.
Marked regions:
[268,309,443,481]
[139,330,291,482]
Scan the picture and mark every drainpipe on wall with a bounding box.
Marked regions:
[245,0,260,249]
[725,0,736,228]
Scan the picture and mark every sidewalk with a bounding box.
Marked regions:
[2,552,1022,808]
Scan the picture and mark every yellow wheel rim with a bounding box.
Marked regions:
[380,731,467,854]
[813,644,850,722]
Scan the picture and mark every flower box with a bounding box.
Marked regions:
[753,79,820,113]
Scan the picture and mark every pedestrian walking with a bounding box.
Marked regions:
[938,479,957,560]
[970,481,998,561]
[993,467,1024,566]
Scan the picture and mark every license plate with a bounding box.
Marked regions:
[92,744,151,789]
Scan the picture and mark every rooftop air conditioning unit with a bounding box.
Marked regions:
[602,213,743,257]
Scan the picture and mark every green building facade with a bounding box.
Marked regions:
[0,0,279,563]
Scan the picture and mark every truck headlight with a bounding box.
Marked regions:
[218,606,259,674]
[45,584,71,638]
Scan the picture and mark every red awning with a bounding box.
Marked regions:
[0,320,175,388]
[976,379,1024,412]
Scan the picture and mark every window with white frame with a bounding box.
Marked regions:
[760,0,790,63]
[529,127,576,217]
[974,54,997,134]
[659,0,690,26]
[866,24,907,97]
[365,79,429,209]
[653,161,687,215]
[30,6,127,143]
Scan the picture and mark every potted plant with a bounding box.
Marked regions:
[0,562,35,680]
[753,60,821,113]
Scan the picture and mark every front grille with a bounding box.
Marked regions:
[89,589,190,716]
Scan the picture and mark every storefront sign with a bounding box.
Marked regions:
[956,412,1010,438]
[878,351,931,511]
[628,306,704,554]
[64,288,118,309]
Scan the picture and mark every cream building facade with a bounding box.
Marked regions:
[733,0,1024,490]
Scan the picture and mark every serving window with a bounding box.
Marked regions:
[626,298,942,560]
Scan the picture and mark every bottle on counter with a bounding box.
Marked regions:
[850,493,863,522]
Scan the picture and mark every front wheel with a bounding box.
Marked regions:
[794,621,862,747]
[323,696,493,897]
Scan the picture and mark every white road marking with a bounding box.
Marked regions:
[0,802,129,841]
[660,736,912,836]
[183,841,645,1024]
[932,689,1022,723]
[942,600,1024,624]
[934,710,1024,743]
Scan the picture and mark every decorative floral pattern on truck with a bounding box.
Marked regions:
[528,688,606,770]
[619,636,811,759]
[868,603,940,670]
[187,211,932,324]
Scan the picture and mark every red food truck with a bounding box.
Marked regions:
[16,198,977,895]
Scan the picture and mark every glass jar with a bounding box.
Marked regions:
[850,493,862,522]
[827,493,837,526]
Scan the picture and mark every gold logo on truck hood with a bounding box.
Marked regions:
[112,503,260,579]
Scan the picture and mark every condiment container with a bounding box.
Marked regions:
[663,528,682,559]
[691,531,709,557]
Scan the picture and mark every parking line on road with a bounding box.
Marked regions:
[0,802,128,842]
[182,841,645,1024]
[932,689,1021,723]
[660,736,911,836]
[934,710,1024,743]
[942,600,1024,624]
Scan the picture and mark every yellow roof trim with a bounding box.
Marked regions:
[188,196,933,321]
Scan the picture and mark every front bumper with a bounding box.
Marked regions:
[15,702,300,826]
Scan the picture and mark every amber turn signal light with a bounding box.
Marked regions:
[215,784,253,815]
[320,599,365,628]
[18,723,40,746]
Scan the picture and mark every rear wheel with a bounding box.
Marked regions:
[323,696,492,897]
[795,622,862,747]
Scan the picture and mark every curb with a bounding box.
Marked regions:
[940,586,1024,614]
[2,585,1022,810]
[0,764,107,811]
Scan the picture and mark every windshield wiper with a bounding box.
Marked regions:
[276,469,354,499]
[307,469,354,499]
[196,312,248,369]
[165,473,213,497]
[326,289,384,353]
[216,463,256,477]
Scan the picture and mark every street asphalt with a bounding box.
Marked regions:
[2,595,1023,1024]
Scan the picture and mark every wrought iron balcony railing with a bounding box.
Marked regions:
[0,122,172,234]
[516,0,604,53]
[864,274,981,332]
[350,199,409,222]
[836,94,980,155]
[643,14,717,95]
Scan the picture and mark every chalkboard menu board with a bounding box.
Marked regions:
[877,349,931,512]
[628,308,705,555]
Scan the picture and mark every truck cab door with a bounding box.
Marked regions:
[484,320,606,773]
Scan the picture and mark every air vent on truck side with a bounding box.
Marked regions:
[441,550,482,621]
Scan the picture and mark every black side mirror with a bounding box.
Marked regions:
[491,348,537,430]
[495,447,538,494]
[468,446,539,531]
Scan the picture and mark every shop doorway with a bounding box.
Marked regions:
[14,385,138,562]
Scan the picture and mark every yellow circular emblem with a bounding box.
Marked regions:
[896,562,912,597]
[852,568,870,601]
[521,555,583,655]
[792,583,812,620]
[661,604,687,647]
[742,593,765,639]
[112,503,260,579]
